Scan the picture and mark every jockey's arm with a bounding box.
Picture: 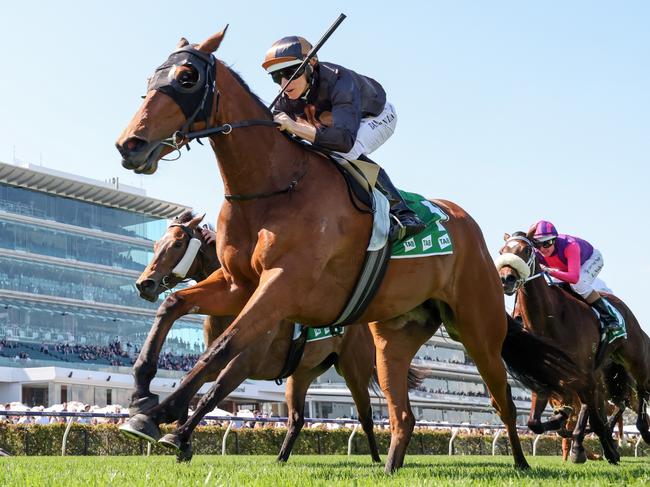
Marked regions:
[274,112,316,142]
[547,242,581,284]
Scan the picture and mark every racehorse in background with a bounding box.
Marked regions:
[134,210,395,463]
[497,232,650,463]
[553,362,635,462]
[116,27,582,472]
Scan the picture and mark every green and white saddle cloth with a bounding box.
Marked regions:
[391,191,454,259]
[293,324,344,343]
[595,297,627,343]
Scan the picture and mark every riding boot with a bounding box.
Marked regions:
[376,167,426,240]
[592,297,626,367]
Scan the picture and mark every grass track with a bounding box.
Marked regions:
[1,455,649,486]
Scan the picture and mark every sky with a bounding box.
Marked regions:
[1,1,649,332]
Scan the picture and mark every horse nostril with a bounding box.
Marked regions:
[117,136,149,157]
[136,279,156,293]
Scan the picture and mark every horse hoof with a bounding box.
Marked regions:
[158,433,182,451]
[605,449,620,465]
[119,414,161,443]
[570,447,587,464]
[128,395,159,417]
[177,442,193,463]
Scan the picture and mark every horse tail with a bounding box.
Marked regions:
[370,364,427,393]
[501,315,584,395]
[408,365,427,390]
[603,361,634,405]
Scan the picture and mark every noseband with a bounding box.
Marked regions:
[500,235,547,292]
[160,223,205,288]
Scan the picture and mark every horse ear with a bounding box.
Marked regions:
[503,233,511,241]
[197,25,229,53]
[177,37,189,49]
[187,213,206,229]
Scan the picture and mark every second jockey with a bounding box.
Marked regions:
[528,220,626,361]
[262,36,425,239]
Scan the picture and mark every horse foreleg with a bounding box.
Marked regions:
[569,403,589,463]
[130,269,248,415]
[584,391,620,465]
[159,347,261,452]
[142,269,296,427]
[636,386,650,444]
[606,403,624,436]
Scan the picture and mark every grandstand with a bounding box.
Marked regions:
[0,160,532,424]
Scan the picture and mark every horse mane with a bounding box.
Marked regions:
[225,65,272,119]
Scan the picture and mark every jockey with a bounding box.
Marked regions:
[262,36,425,238]
[528,220,626,354]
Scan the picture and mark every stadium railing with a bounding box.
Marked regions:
[0,410,644,458]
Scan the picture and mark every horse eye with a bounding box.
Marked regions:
[173,241,184,248]
[177,66,198,88]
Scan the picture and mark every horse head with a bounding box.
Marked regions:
[116,27,228,175]
[135,211,211,301]
[495,231,537,296]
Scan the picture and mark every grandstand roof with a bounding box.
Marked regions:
[0,160,190,219]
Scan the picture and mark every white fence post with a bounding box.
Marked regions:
[222,420,233,456]
[347,424,359,455]
[448,427,459,456]
[532,434,542,456]
[146,442,152,457]
[491,429,502,456]
[61,417,75,456]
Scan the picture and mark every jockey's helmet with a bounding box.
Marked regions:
[532,220,558,242]
[262,36,315,82]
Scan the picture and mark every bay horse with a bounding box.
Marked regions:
[497,232,650,463]
[116,28,581,472]
[554,362,635,462]
[134,209,389,463]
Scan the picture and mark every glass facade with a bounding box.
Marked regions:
[0,218,153,271]
[2,299,202,355]
[0,183,167,240]
[0,255,155,309]
[0,178,203,373]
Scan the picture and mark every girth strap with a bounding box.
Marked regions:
[274,325,309,385]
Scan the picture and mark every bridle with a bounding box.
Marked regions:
[160,223,208,289]
[502,235,548,293]
[138,44,306,200]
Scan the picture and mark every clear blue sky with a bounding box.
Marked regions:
[1,2,648,332]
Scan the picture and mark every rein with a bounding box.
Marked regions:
[225,166,308,201]
[150,47,305,201]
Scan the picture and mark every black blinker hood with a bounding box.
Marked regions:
[147,45,216,127]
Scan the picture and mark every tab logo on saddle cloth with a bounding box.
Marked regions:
[391,191,454,259]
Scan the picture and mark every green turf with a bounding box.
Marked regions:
[1,455,648,486]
